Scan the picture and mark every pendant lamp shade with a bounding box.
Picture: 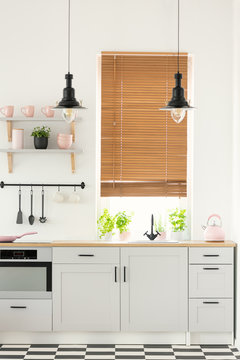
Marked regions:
[54,0,86,123]
[160,0,194,123]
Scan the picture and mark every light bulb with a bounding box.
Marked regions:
[171,108,186,124]
[62,108,77,123]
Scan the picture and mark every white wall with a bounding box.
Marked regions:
[0,0,234,241]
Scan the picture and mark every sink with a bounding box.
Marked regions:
[128,240,180,244]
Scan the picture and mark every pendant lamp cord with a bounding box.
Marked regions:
[68,0,71,73]
[177,0,180,73]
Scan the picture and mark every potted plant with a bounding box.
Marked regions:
[31,126,51,149]
[97,209,116,241]
[116,211,132,241]
[168,208,187,241]
[154,214,167,240]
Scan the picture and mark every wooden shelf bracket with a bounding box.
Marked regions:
[7,121,12,142]
[7,152,13,173]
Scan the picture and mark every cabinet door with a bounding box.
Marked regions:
[53,264,120,331]
[121,247,188,332]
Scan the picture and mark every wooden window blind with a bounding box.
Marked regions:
[101,52,188,197]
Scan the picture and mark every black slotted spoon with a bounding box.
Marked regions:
[28,187,35,225]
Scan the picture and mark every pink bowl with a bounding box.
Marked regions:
[57,137,72,149]
[57,133,72,138]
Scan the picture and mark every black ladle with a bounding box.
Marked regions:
[28,187,35,225]
[39,187,47,223]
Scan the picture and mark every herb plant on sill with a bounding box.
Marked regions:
[168,208,187,241]
[31,126,51,149]
[168,208,187,232]
[116,211,132,240]
[97,208,116,240]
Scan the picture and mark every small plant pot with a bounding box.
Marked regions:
[170,231,185,241]
[104,232,113,242]
[159,231,167,240]
[119,231,131,241]
[34,136,48,149]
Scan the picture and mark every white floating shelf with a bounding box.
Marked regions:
[0,117,80,122]
[1,118,78,143]
[0,148,82,153]
[0,149,81,173]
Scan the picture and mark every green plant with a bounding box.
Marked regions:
[97,209,116,239]
[31,126,51,138]
[154,214,166,232]
[168,208,187,232]
[116,211,132,234]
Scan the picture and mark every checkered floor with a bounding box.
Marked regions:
[0,344,239,360]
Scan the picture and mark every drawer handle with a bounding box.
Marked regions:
[10,306,27,309]
[203,301,219,304]
[78,254,94,257]
[203,254,219,257]
[115,266,117,282]
[203,267,219,270]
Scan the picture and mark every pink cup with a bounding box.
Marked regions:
[0,106,14,117]
[41,106,54,118]
[21,105,34,117]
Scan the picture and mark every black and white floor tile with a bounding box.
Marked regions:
[0,344,239,360]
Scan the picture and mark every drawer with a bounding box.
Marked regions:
[189,265,233,298]
[189,299,233,332]
[0,299,52,331]
[189,247,233,264]
[53,247,119,264]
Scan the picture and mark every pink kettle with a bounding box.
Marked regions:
[202,214,225,242]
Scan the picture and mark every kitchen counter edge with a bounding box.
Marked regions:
[0,241,236,247]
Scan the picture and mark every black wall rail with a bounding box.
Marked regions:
[0,181,85,189]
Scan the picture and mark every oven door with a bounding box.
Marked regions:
[0,262,52,299]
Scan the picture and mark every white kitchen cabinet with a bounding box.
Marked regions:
[53,263,120,331]
[0,299,52,331]
[121,247,188,332]
[189,264,233,298]
[189,299,233,332]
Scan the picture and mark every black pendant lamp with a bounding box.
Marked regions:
[54,0,86,123]
[160,0,194,123]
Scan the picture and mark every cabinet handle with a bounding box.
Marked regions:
[203,267,219,270]
[124,266,126,282]
[203,301,219,304]
[114,266,117,282]
[203,254,219,257]
[78,254,94,257]
[10,306,27,309]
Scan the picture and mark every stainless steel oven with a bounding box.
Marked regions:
[0,247,52,299]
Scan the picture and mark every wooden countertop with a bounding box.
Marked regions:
[0,240,236,247]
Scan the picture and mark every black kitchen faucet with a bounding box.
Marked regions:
[144,214,160,241]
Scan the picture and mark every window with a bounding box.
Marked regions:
[101,52,189,198]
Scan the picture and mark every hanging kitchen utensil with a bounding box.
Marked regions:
[202,214,225,242]
[28,186,35,225]
[16,186,23,224]
[39,186,47,223]
[0,232,38,243]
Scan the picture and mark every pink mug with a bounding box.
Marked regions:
[0,105,14,117]
[21,105,34,117]
[41,106,54,118]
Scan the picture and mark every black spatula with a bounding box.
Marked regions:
[16,187,23,224]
